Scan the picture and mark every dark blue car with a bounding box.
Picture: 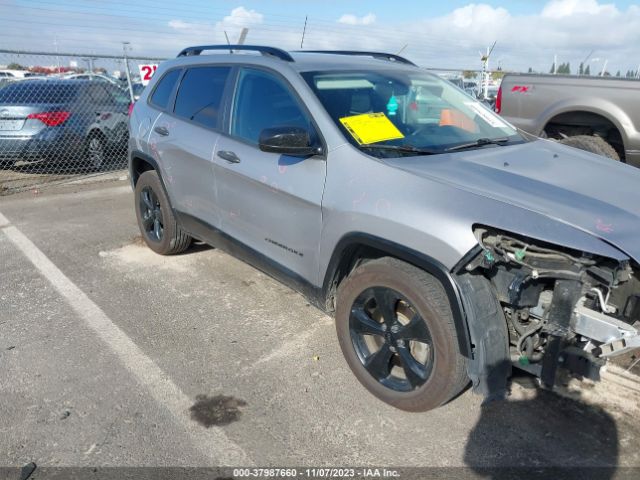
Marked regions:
[0,79,130,170]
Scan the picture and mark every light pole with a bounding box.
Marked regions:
[81,56,98,76]
[122,41,135,103]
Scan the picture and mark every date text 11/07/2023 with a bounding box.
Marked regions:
[232,468,401,478]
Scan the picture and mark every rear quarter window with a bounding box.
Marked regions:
[149,69,181,110]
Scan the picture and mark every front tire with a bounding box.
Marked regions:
[335,257,468,411]
[557,135,620,161]
[134,170,191,255]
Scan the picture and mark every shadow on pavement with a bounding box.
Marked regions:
[464,365,618,479]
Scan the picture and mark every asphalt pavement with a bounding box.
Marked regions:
[1,179,639,475]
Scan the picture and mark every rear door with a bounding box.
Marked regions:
[213,67,326,282]
[149,65,232,228]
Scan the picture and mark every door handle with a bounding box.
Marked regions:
[217,150,241,163]
[154,126,169,136]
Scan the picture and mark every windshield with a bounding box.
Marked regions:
[302,69,523,157]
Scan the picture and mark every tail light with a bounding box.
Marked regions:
[27,111,70,127]
[128,102,135,116]
[495,86,502,114]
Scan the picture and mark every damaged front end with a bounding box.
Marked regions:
[461,227,640,391]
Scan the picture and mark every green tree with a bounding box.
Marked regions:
[584,65,591,75]
[462,70,476,79]
[6,62,26,70]
[616,70,621,77]
[527,67,533,73]
[579,62,584,75]
[550,62,556,74]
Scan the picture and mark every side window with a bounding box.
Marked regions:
[174,66,231,129]
[231,69,312,145]
[104,84,130,106]
[149,69,180,110]
[87,84,113,105]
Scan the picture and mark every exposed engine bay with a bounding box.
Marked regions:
[465,227,640,387]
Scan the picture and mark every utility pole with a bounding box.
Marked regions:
[480,41,496,100]
[553,54,558,74]
[54,35,60,74]
[122,41,135,103]
[81,56,97,75]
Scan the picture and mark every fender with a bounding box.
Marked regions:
[536,98,632,146]
[322,232,473,358]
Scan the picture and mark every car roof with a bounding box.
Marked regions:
[5,78,94,88]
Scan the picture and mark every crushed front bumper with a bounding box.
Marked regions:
[573,298,640,358]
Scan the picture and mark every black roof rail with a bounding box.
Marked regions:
[299,50,416,66]
[177,45,294,62]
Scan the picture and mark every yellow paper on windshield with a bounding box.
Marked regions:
[339,112,404,145]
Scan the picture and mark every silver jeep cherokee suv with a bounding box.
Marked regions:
[129,45,640,411]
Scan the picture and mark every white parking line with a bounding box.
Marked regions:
[0,210,251,466]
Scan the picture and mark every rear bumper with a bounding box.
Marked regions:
[0,133,85,161]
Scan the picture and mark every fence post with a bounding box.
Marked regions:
[122,42,135,103]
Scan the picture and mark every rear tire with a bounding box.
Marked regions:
[134,170,191,255]
[0,159,15,170]
[558,135,620,161]
[335,257,468,412]
[85,134,107,171]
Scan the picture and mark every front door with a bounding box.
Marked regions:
[214,67,326,284]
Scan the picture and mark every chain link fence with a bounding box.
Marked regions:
[0,49,495,195]
[0,49,165,195]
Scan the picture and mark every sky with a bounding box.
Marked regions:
[1,0,640,75]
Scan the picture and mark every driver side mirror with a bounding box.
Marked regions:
[258,126,322,157]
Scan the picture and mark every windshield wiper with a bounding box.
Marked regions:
[360,144,439,156]
[444,137,510,152]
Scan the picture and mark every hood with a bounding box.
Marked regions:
[387,139,640,263]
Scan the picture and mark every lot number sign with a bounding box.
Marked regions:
[138,64,158,85]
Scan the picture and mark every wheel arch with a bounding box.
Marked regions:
[87,128,107,142]
[129,150,159,186]
[322,232,473,358]
[539,103,628,149]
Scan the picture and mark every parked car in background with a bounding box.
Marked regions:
[63,73,122,86]
[132,82,145,100]
[0,79,130,169]
[497,73,640,165]
[0,69,40,79]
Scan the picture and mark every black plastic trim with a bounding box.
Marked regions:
[174,211,325,309]
[322,233,472,357]
[128,150,174,203]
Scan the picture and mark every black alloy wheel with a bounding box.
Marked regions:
[350,287,434,392]
[139,186,164,242]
